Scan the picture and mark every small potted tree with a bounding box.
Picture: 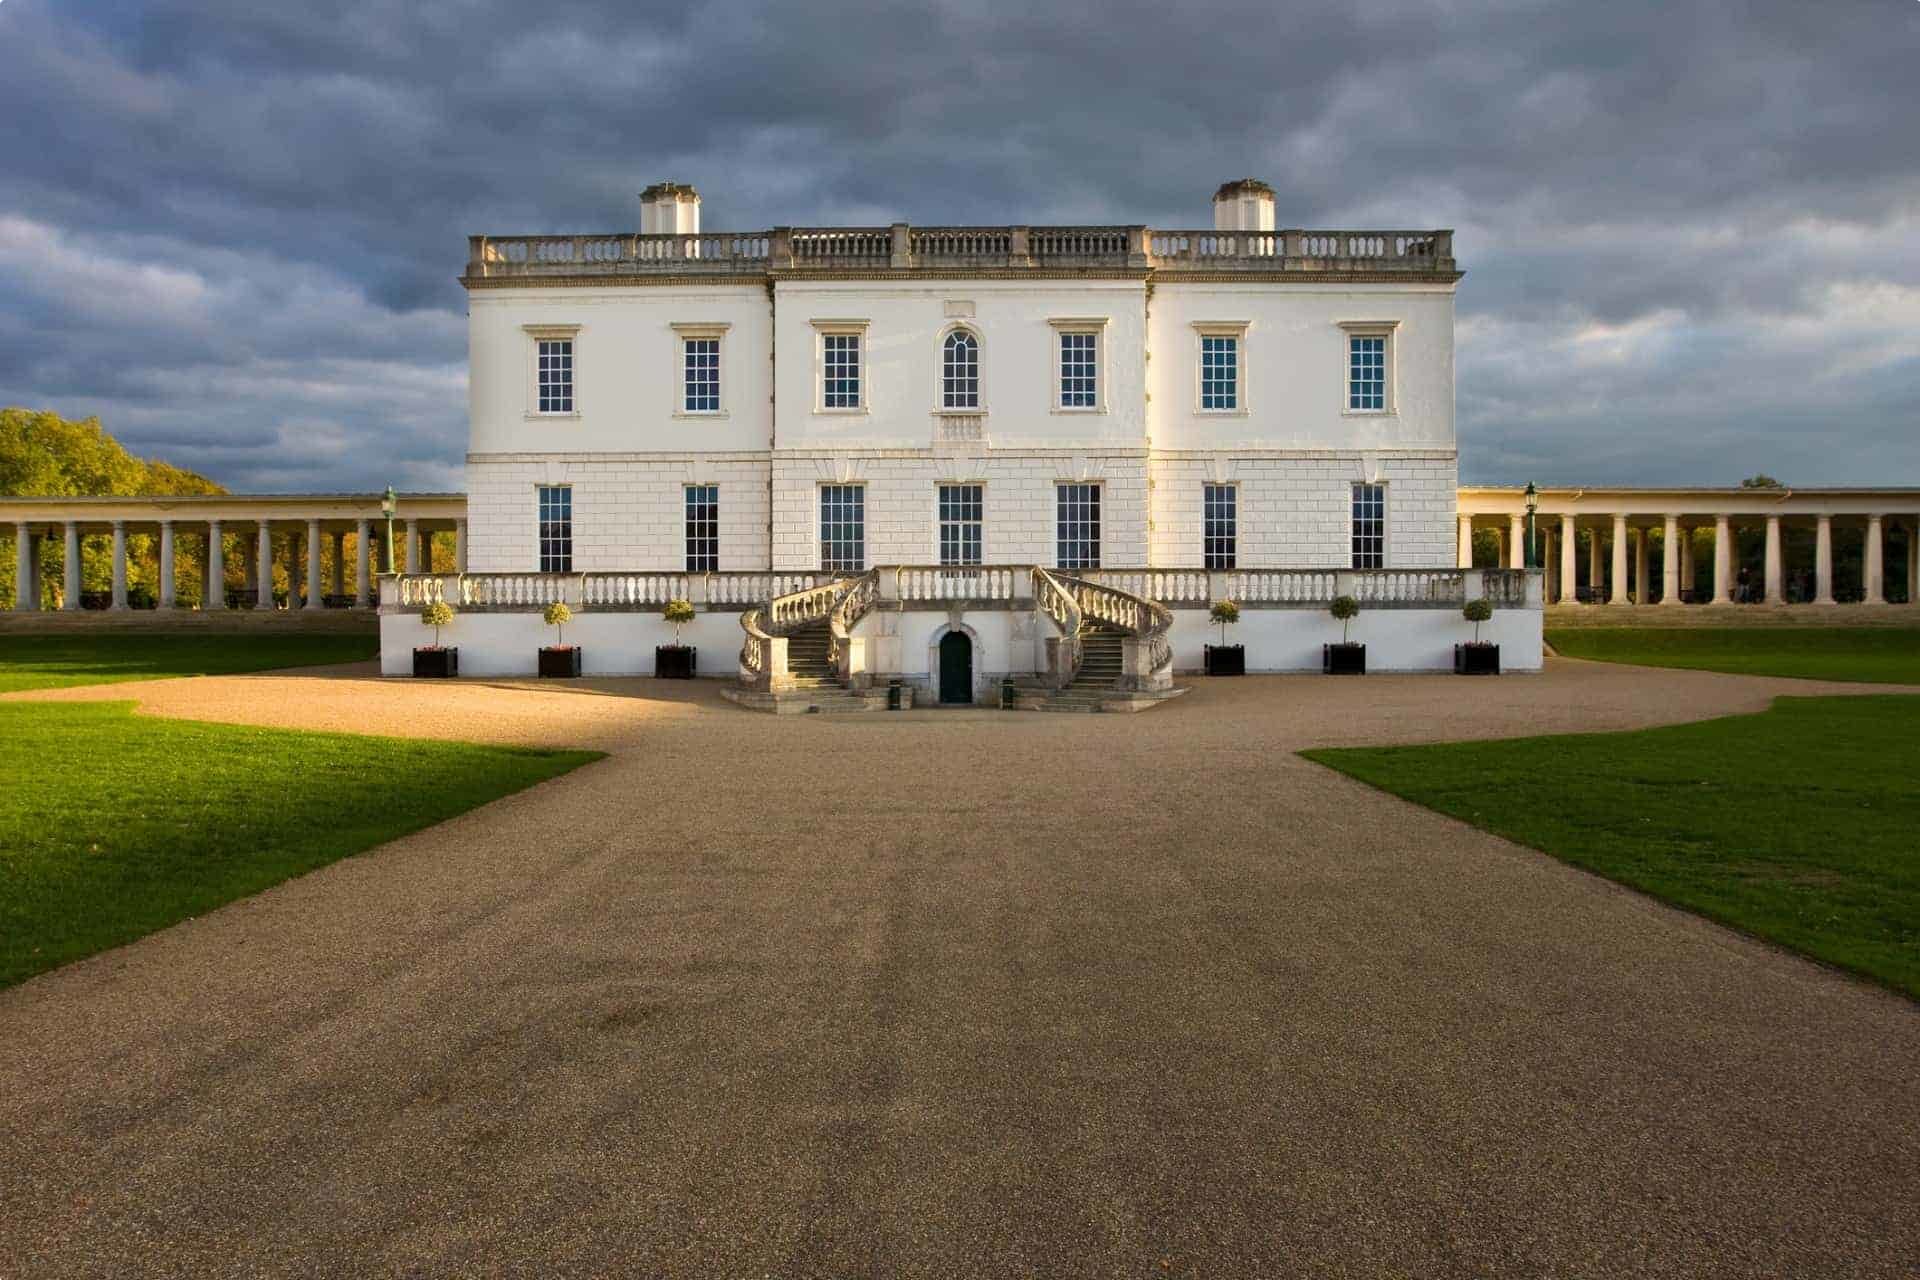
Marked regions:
[414,600,458,677]
[656,598,697,678]
[540,601,582,677]
[1205,600,1244,676]
[1324,595,1365,674]
[1455,597,1499,675]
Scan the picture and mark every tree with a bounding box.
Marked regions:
[1740,474,1785,489]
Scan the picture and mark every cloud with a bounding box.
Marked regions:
[0,0,1915,490]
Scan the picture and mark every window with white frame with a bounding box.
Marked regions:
[820,484,865,571]
[822,332,862,409]
[1201,336,1239,410]
[1203,483,1237,569]
[683,338,720,412]
[536,339,574,414]
[1352,483,1386,569]
[1056,483,1101,569]
[942,330,979,409]
[1348,334,1387,411]
[938,483,983,566]
[685,484,718,572]
[1058,332,1098,408]
[537,485,572,572]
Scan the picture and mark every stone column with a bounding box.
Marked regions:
[158,520,177,608]
[405,519,420,574]
[1543,528,1558,601]
[1633,527,1650,604]
[206,521,226,610]
[1679,527,1695,594]
[1660,515,1681,605]
[354,519,372,606]
[1587,526,1603,603]
[256,522,275,609]
[1864,515,1884,605]
[1457,515,1474,569]
[1560,515,1578,605]
[1763,515,1783,604]
[1508,513,1526,569]
[331,530,346,599]
[110,520,129,609]
[1712,514,1733,604]
[1609,514,1629,604]
[455,518,468,573]
[305,519,325,611]
[12,522,32,612]
[1814,515,1834,605]
[63,521,82,610]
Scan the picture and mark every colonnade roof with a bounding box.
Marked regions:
[1458,486,1920,518]
[0,493,465,526]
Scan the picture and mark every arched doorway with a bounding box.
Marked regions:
[938,630,973,704]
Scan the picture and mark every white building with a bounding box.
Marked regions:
[405,179,1538,702]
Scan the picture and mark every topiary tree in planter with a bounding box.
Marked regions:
[1325,594,1365,674]
[1463,596,1493,643]
[657,598,698,679]
[415,599,458,677]
[1205,599,1244,675]
[1209,599,1240,644]
[1330,594,1359,643]
[1457,596,1500,674]
[540,600,581,677]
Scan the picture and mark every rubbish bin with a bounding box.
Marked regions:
[887,679,903,710]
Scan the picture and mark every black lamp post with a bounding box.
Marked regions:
[1524,482,1539,570]
[381,486,397,575]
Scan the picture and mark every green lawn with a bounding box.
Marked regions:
[1303,695,1920,998]
[0,632,377,692]
[0,702,600,988]
[1548,627,1920,684]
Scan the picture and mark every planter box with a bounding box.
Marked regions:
[539,646,583,678]
[413,647,458,678]
[1204,644,1246,676]
[1454,642,1501,675]
[655,645,696,679]
[1323,642,1366,675]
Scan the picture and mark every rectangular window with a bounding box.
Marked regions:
[1349,335,1386,411]
[1352,483,1385,569]
[537,485,573,572]
[1201,336,1238,410]
[683,338,720,412]
[1056,483,1101,569]
[1203,483,1237,569]
[823,333,861,409]
[685,484,718,572]
[537,340,573,414]
[937,484,984,567]
[820,484,865,572]
[1059,332,1098,408]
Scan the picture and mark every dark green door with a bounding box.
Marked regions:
[939,631,972,704]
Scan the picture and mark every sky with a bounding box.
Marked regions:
[0,0,1915,493]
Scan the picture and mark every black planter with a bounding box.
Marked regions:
[413,646,458,678]
[1454,642,1501,675]
[1323,642,1367,675]
[1204,643,1246,676]
[539,646,583,678]
[655,645,696,679]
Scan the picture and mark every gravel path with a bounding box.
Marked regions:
[3,660,1917,1277]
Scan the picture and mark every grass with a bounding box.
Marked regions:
[1303,695,1920,998]
[1547,627,1920,684]
[0,632,377,692]
[0,702,600,988]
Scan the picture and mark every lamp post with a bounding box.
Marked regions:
[381,486,397,576]
[1523,482,1539,570]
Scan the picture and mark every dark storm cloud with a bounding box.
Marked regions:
[1,0,1915,490]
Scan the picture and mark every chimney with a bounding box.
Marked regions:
[1212,178,1275,233]
[640,182,700,235]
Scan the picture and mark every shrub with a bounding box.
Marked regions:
[1329,594,1359,644]
[420,599,455,647]
[543,600,573,647]
[1209,599,1240,644]
[1463,596,1494,644]
[663,598,696,646]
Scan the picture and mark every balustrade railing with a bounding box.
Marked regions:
[583,572,688,608]
[1082,569,1211,605]
[895,565,1021,602]
[934,413,985,443]
[458,573,573,608]
[1350,570,1465,605]
[1216,569,1338,603]
[1031,567,1085,689]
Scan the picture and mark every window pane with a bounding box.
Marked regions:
[1201,335,1238,410]
[685,484,719,572]
[537,484,573,572]
[1203,483,1236,569]
[1348,335,1385,411]
[820,485,865,571]
[823,334,861,409]
[537,339,573,414]
[683,338,720,412]
[937,483,983,567]
[942,331,979,409]
[1351,483,1385,569]
[1056,483,1101,569]
[1059,332,1097,408]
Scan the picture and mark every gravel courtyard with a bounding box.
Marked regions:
[3,662,1917,1277]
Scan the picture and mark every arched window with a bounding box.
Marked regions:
[942,329,979,409]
